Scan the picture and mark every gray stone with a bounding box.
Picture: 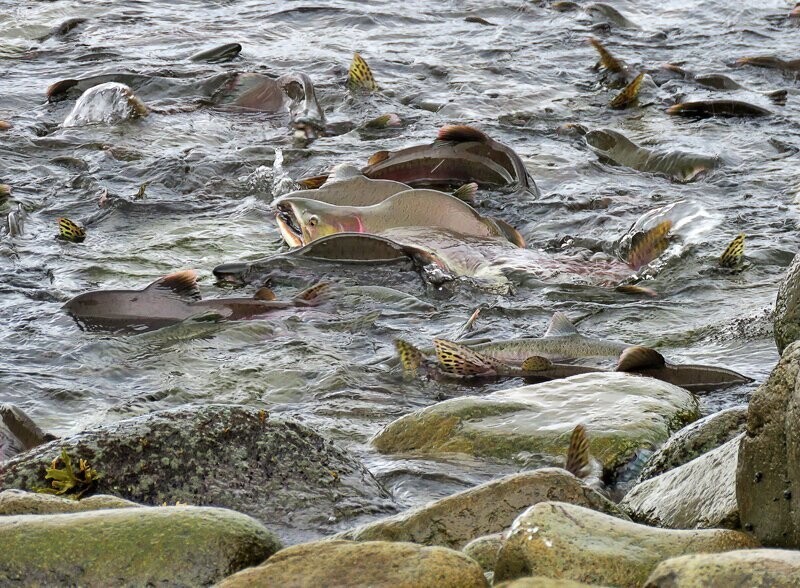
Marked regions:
[737,342,800,547]
[638,405,747,481]
[0,489,139,515]
[0,404,394,544]
[0,506,281,587]
[774,251,800,355]
[493,501,759,587]
[217,540,488,588]
[621,434,742,529]
[645,549,800,587]
[1,404,54,462]
[373,373,699,474]
[335,469,626,549]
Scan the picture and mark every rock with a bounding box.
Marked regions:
[644,549,800,587]
[774,251,800,354]
[0,404,394,544]
[637,405,747,481]
[493,502,759,587]
[217,540,488,587]
[373,373,698,473]
[620,434,742,529]
[335,469,626,549]
[0,489,139,515]
[463,533,504,572]
[495,578,603,588]
[0,506,281,586]
[737,342,800,547]
[1,404,54,461]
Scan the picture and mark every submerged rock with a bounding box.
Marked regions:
[637,405,747,481]
[774,251,800,355]
[493,502,758,586]
[0,506,280,586]
[644,549,800,587]
[1,403,54,461]
[0,489,138,516]
[373,373,698,474]
[737,342,800,547]
[0,404,394,544]
[335,469,625,549]
[621,433,742,529]
[217,540,488,588]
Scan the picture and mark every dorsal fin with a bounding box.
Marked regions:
[522,356,552,372]
[395,339,423,371]
[436,124,489,144]
[253,287,276,301]
[564,424,590,478]
[293,282,331,305]
[544,312,579,337]
[719,233,745,268]
[148,270,201,301]
[433,338,495,376]
[297,174,329,189]
[451,182,478,205]
[616,346,666,372]
[367,150,390,166]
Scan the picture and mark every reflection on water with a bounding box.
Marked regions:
[0,0,798,523]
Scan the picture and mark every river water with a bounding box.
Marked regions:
[1,0,798,531]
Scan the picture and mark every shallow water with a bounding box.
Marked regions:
[1,0,798,534]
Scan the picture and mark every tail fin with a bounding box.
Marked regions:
[57,217,86,243]
[718,233,745,269]
[348,52,378,92]
[395,339,423,371]
[610,72,645,110]
[293,282,331,306]
[565,424,590,478]
[588,38,624,73]
[626,220,672,270]
[433,338,495,376]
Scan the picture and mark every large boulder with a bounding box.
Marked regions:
[216,540,488,588]
[335,469,626,549]
[620,434,742,529]
[644,549,800,587]
[774,251,800,354]
[0,489,138,515]
[1,404,54,461]
[637,405,747,481]
[0,404,394,544]
[493,502,758,587]
[0,506,281,586]
[373,373,698,473]
[737,342,800,547]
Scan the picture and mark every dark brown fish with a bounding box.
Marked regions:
[735,56,800,73]
[189,43,242,63]
[666,100,771,118]
[63,270,330,332]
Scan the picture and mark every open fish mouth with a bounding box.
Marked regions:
[275,203,305,247]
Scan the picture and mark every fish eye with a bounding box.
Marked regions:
[308,215,319,227]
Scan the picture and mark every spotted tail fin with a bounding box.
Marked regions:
[433,338,496,376]
[565,424,590,478]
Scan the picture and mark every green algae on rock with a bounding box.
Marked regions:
[0,489,138,516]
[0,506,281,587]
[372,373,699,473]
[216,540,488,588]
[493,501,758,587]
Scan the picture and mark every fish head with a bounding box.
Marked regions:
[274,197,363,246]
[584,129,618,152]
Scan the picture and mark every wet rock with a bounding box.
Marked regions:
[217,540,488,587]
[0,506,281,586]
[373,373,698,473]
[1,403,55,461]
[620,434,742,529]
[774,251,800,354]
[0,489,138,515]
[737,342,800,547]
[463,533,503,572]
[493,502,758,586]
[335,469,626,549]
[0,404,394,544]
[495,578,602,588]
[637,405,747,481]
[644,549,800,587]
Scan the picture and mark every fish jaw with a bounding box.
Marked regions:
[275,198,363,245]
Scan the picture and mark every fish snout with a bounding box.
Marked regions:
[212,262,251,286]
